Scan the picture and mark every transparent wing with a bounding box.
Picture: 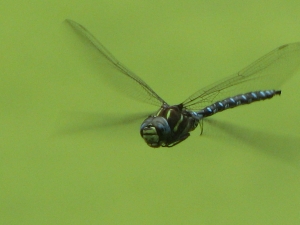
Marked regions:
[65,19,166,107]
[182,43,300,110]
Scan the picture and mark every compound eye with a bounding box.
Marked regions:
[155,122,169,135]
[151,117,171,137]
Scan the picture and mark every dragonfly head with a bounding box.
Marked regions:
[140,116,171,148]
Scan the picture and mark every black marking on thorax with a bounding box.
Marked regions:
[156,104,199,136]
[156,104,184,133]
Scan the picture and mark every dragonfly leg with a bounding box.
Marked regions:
[166,133,190,147]
[199,119,204,135]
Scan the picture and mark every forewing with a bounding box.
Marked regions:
[65,19,165,107]
[182,43,300,110]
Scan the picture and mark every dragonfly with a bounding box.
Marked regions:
[66,19,300,148]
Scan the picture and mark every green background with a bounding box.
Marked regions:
[1,1,300,224]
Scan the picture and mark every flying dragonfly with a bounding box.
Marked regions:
[66,19,300,148]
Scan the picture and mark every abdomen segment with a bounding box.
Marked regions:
[198,90,281,117]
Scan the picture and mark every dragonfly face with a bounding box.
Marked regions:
[140,115,171,147]
[140,104,200,147]
[66,19,300,148]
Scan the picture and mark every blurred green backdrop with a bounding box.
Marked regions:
[1,1,300,224]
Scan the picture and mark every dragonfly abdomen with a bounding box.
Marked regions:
[198,90,281,117]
